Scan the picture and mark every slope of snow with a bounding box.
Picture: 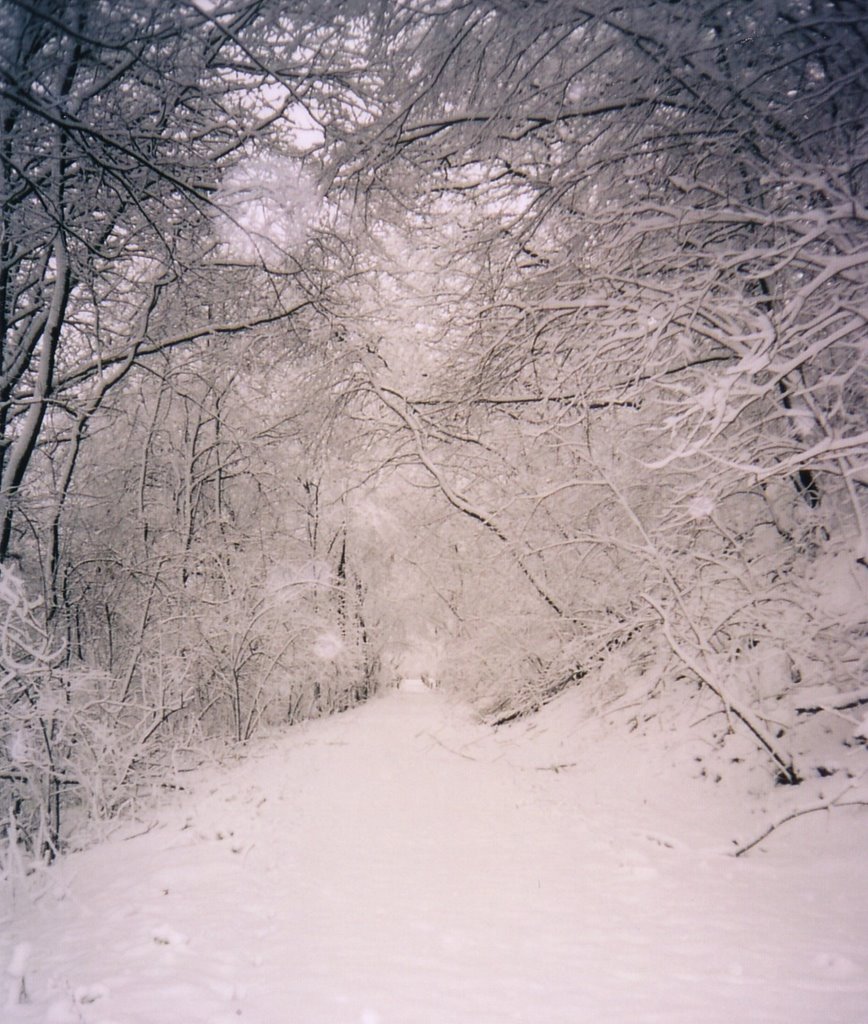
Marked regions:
[2,685,866,1023]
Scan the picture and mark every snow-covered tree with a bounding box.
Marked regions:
[323,0,867,780]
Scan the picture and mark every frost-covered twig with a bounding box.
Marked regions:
[733,788,868,857]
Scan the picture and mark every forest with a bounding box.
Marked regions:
[0,0,866,866]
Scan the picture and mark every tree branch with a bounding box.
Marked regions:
[733,794,868,857]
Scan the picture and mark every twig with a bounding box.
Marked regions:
[733,797,868,857]
[421,731,483,762]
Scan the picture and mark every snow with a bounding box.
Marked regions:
[398,677,430,693]
[313,632,345,660]
[2,686,867,1023]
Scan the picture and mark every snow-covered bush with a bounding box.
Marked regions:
[0,568,65,864]
[0,568,202,873]
[0,570,132,865]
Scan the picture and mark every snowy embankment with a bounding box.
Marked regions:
[2,683,866,1024]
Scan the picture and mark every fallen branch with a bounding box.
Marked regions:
[422,731,481,762]
[733,793,868,857]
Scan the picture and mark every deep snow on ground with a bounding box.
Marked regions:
[2,682,867,1024]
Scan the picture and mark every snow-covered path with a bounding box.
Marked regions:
[3,686,867,1023]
